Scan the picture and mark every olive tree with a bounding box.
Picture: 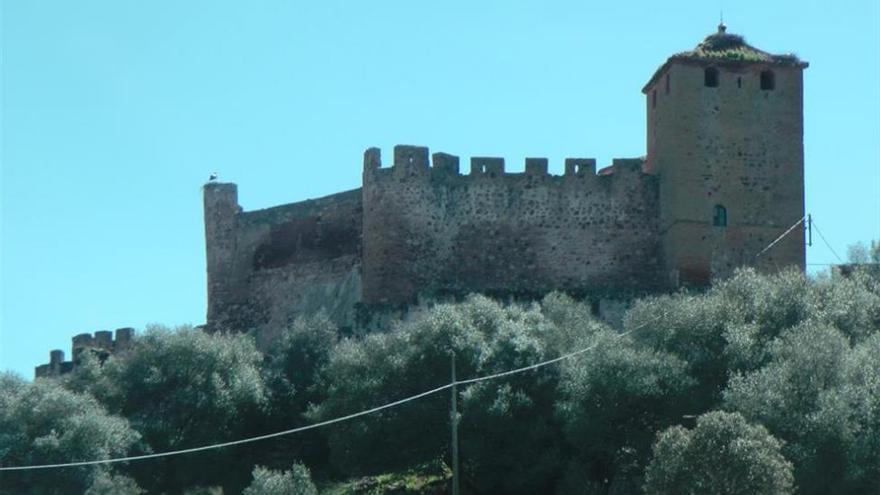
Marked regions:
[311,296,565,492]
[93,325,267,493]
[555,331,695,493]
[644,411,793,495]
[0,373,140,495]
[242,463,317,495]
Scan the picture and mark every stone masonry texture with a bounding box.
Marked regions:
[202,27,807,340]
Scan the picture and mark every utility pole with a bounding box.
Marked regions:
[450,353,460,495]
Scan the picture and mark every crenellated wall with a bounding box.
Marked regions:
[34,27,807,377]
[362,145,664,304]
[35,328,134,378]
[191,28,807,343]
[202,145,665,337]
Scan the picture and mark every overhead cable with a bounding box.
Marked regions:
[0,313,664,471]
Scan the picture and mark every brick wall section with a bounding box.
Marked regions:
[645,61,805,285]
[362,146,665,305]
[203,183,362,342]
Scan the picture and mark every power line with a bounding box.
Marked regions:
[0,314,665,472]
[755,216,805,259]
[0,382,453,472]
[455,324,643,387]
[810,219,845,264]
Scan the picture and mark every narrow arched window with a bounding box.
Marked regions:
[713,204,727,227]
[665,73,670,94]
[704,67,719,87]
[760,70,775,90]
[652,90,657,108]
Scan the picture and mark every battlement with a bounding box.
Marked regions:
[362,145,661,304]
[203,26,805,334]
[363,145,643,182]
[35,327,135,379]
[204,145,661,333]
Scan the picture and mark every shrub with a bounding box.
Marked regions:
[556,331,694,492]
[0,373,139,495]
[644,411,793,495]
[311,296,564,491]
[94,325,267,493]
[242,463,317,495]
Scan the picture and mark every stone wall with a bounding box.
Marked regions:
[645,61,805,285]
[203,183,362,343]
[35,328,134,378]
[361,145,665,305]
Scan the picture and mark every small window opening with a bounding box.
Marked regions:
[665,73,670,94]
[760,70,775,90]
[737,77,742,88]
[712,204,727,227]
[652,90,657,108]
[704,67,719,87]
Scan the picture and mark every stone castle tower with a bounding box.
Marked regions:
[203,26,807,339]
[644,23,808,286]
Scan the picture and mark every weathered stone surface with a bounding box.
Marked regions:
[644,59,806,285]
[35,328,137,378]
[362,149,663,305]
[203,148,669,337]
[200,27,806,340]
[203,184,363,337]
[32,27,809,379]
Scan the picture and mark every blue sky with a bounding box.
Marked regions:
[2,1,879,378]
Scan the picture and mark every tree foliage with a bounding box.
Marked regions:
[556,331,695,492]
[84,470,145,495]
[723,321,877,494]
[20,247,877,494]
[310,295,565,492]
[242,463,317,495]
[0,373,139,495]
[90,325,268,493]
[805,332,880,493]
[264,313,337,417]
[257,314,338,470]
[644,411,794,495]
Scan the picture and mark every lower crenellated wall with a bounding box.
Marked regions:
[35,328,134,378]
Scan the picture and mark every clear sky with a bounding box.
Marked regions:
[2,1,879,378]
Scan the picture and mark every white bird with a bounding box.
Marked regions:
[209,172,218,182]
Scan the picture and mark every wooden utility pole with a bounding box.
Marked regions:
[450,353,460,495]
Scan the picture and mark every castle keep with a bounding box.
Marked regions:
[203,26,807,337]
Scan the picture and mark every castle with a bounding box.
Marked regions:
[36,25,809,376]
[202,25,808,339]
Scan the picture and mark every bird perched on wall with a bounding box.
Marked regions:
[208,172,218,182]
